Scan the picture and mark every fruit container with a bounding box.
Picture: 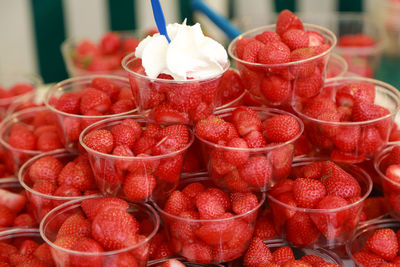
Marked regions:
[40,195,160,267]
[326,53,348,78]
[122,53,230,125]
[267,158,372,249]
[293,76,400,164]
[153,175,266,264]
[18,149,92,222]
[346,218,400,266]
[61,31,142,77]
[0,72,42,118]
[44,75,138,152]
[227,23,336,108]
[79,114,194,202]
[0,106,63,175]
[0,177,37,229]
[375,145,400,221]
[215,69,246,111]
[0,228,56,266]
[196,106,303,192]
[147,258,224,266]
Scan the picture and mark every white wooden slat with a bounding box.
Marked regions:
[233,0,275,31]
[137,0,179,31]
[0,0,37,74]
[297,0,337,14]
[62,0,109,40]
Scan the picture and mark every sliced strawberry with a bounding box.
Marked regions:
[232,106,263,137]
[152,102,190,124]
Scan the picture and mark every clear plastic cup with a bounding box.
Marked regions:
[293,76,400,164]
[228,24,337,108]
[40,195,160,267]
[267,158,372,249]
[18,149,87,222]
[0,106,59,175]
[153,175,266,264]
[122,54,230,125]
[44,75,138,152]
[147,258,224,267]
[196,107,304,192]
[326,54,348,78]
[215,69,246,111]
[5,91,44,117]
[79,115,194,201]
[346,218,400,266]
[0,73,42,118]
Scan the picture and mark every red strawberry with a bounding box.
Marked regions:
[164,190,192,216]
[302,97,337,119]
[307,30,325,47]
[53,235,83,266]
[19,240,39,255]
[255,30,281,44]
[100,32,121,54]
[365,229,398,261]
[9,254,32,266]
[57,214,91,239]
[161,259,185,267]
[28,156,63,184]
[330,149,367,164]
[14,256,48,267]
[70,238,104,267]
[13,213,35,227]
[209,149,235,176]
[92,77,120,101]
[294,69,323,98]
[224,169,249,192]
[206,188,231,211]
[182,182,205,201]
[8,124,36,150]
[236,38,256,59]
[338,33,375,47]
[195,115,229,143]
[352,251,386,267]
[300,255,325,265]
[0,242,18,262]
[56,92,81,114]
[83,129,114,153]
[32,180,56,202]
[244,130,266,148]
[358,126,384,154]
[80,88,111,115]
[285,212,320,247]
[243,237,273,267]
[242,40,265,63]
[232,106,263,136]
[351,101,388,122]
[181,241,212,264]
[272,246,295,265]
[152,102,190,124]
[111,124,139,149]
[223,138,250,166]
[63,117,81,141]
[153,124,190,154]
[385,164,400,185]
[194,213,234,245]
[154,154,184,183]
[91,208,139,250]
[282,29,309,50]
[261,75,292,104]
[133,136,156,155]
[142,123,161,139]
[123,173,156,201]
[332,126,360,152]
[170,210,200,242]
[263,115,300,142]
[36,131,63,152]
[232,192,258,215]
[254,215,278,240]
[336,82,375,107]
[0,188,26,214]
[58,160,95,191]
[282,260,312,266]
[103,252,138,267]
[292,178,326,208]
[195,191,225,219]
[81,197,129,221]
[258,42,291,65]
[166,83,202,112]
[239,156,272,188]
[276,10,304,35]
[223,122,239,141]
[290,48,316,77]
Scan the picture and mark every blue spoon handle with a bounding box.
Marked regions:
[150,0,171,42]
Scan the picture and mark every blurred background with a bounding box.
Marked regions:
[0,0,398,84]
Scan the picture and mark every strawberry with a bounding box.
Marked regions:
[80,88,111,115]
[307,30,325,47]
[110,98,135,114]
[232,106,263,136]
[55,92,81,114]
[164,190,192,216]
[351,101,388,122]
[358,126,384,154]
[385,164,400,185]
[254,215,277,240]
[142,123,161,139]
[14,256,48,267]
[194,213,234,245]
[206,188,231,211]
[154,154,183,183]
[170,210,200,242]
[242,40,265,63]
[83,129,114,153]
[133,136,156,155]
[0,242,18,262]
[261,75,292,104]
[365,229,398,261]
[335,82,375,107]
[70,238,104,267]
[166,83,201,112]
[290,48,316,77]
[276,10,304,35]
[285,212,320,247]
[223,138,249,166]
[111,124,139,149]
[332,126,360,152]
[92,77,120,101]
[123,173,156,201]
[19,240,39,255]
[258,42,291,65]
[236,38,257,59]
[272,246,294,265]
[0,188,26,214]
[182,182,205,201]
[338,33,375,47]
[161,259,185,267]
[243,237,273,267]
[36,131,63,152]
[195,115,229,143]
[181,241,212,264]
[300,255,325,265]
[387,146,400,165]
[209,149,235,176]
[9,254,32,266]
[100,32,121,54]
[255,30,281,44]
[292,178,326,208]
[58,160,95,191]
[153,124,190,154]
[302,97,337,119]
[224,169,249,192]
[294,69,323,98]
[282,260,312,266]
[195,191,226,219]
[232,192,258,215]
[352,251,386,267]
[7,124,36,150]
[81,197,129,221]
[13,213,35,227]
[92,207,139,250]
[103,252,138,267]
[282,29,309,50]
[152,102,190,124]
[263,114,300,142]
[28,156,63,184]
[239,155,271,188]
[32,180,56,201]
[330,149,366,164]
[244,130,266,148]
[53,235,83,266]
[57,214,91,239]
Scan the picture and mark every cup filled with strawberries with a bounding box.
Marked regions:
[40,195,159,267]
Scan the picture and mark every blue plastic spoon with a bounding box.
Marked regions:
[150,0,171,42]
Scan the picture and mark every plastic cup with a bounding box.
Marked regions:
[0,107,59,175]
[18,149,87,222]
[293,76,400,164]
[40,195,160,267]
[228,24,336,108]
[267,158,372,249]
[215,69,246,111]
[195,107,303,192]
[153,175,266,264]
[122,54,230,125]
[79,115,194,201]
[346,218,400,266]
[326,54,348,78]
[147,258,224,267]
[44,75,138,152]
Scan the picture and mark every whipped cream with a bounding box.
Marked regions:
[135,20,228,81]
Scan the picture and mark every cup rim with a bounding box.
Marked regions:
[374,144,400,187]
[0,73,43,106]
[44,75,138,119]
[79,114,195,160]
[0,106,54,155]
[153,190,266,223]
[39,195,160,257]
[121,53,231,83]
[147,257,225,267]
[227,23,337,68]
[0,228,40,239]
[267,158,373,213]
[292,76,400,126]
[18,149,87,201]
[195,106,304,153]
